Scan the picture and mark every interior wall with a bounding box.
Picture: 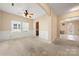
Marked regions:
[60,21,79,35]
[33,15,51,42]
[59,10,79,41]
[0,11,2,31]
[0,11,33,31]
[74,21,79,35]
[51,10,59,41]
[60,10,79,34]
[0,11,33,40]
[39,4,58,42]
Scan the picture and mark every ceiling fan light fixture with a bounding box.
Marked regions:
[24,10,28,16]
[24,10,33,19]
[12,3,14,6]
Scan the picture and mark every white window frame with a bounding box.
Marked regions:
[11,20,29,32]
[21,22,29,32]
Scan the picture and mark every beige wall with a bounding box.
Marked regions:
[33,14,51,40]
[0,11,33,31]
[51,10,59,41]
[0,11,2,31]
[34,15,50,31]
[59,10,79,35]
[74,21,79,35]
[0,11,33,40]
[36,4,58,42]
[60,21,79,35]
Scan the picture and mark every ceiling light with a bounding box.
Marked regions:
[69,6,79,12]
[22,13,32,19]
[12,3,14,6]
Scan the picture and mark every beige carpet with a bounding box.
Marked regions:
[0,37,79,56]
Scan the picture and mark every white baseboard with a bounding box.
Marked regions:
[0,31,33,41]
[10,31,33,39]
[0,31,10,40]
[39,31,48,40]
[60,34,79,41]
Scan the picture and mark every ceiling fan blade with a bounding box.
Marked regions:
[30,13,33,15]
[28,13,34,15]
[24,10,28,16]
[29,15,32,18]
[24,10,33,19]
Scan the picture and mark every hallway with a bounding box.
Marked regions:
[0,37,79,56]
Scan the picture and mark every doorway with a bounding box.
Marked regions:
[36,22,39,36]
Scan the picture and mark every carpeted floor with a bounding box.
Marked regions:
[0,37,79,56]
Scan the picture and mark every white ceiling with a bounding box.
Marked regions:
[0,3,46,19]
[49,3,79,16]
[1,3,79,18]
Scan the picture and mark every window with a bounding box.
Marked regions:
[22,22,29,32]
[11,20,29,32]
[11,20,21,32]
[18,24,21,29]
[13,24,17,29]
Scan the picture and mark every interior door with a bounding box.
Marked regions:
[36,22,39,36]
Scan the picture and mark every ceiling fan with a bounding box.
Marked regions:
[11,3,34,19]
[24,10,34,19]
